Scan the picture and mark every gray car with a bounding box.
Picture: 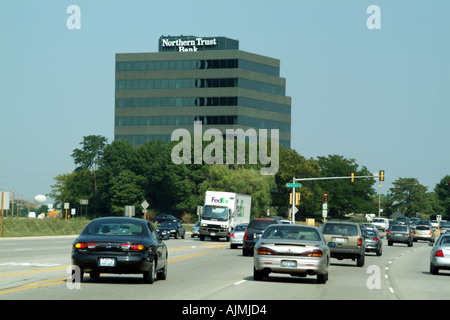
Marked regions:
[363,228,383,256]
[429,235,450,275]
[387,225,413,247]
[253,225,331,284]
[190,221,201,238]
[230,223,247,249]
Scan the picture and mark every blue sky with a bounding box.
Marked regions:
[0,0,449,204]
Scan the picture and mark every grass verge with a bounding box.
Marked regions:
[1,218,91,237]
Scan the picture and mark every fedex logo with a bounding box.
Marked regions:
[211,197,229,204]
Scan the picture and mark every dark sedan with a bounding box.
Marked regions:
[71,217,168,284]
[156,221,185,239]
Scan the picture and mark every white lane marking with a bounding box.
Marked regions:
[234,280,246,285]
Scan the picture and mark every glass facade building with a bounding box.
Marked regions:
[115,35,291,148]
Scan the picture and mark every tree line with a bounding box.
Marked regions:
[48,135,450,222]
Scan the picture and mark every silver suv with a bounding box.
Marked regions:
[321,221,365,267]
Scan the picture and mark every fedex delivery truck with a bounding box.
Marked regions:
[199,191,251,241]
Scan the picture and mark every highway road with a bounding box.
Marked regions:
[1,233,449,301]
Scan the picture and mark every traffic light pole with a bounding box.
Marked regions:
[290,171,384,223]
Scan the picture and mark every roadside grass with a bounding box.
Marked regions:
[1,218,91,237]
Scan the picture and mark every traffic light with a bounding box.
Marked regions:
[290,193,301,205]
[323,194,328,203]
[351,172,355,182]
[379,170,385,181]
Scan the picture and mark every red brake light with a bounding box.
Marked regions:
[373,237,379,242]
[357,238,363,246]
[436,250,444,257]
[257,247,278,255]
[122,243,145,250]
[244,228,248,240]
[231,233,235,238]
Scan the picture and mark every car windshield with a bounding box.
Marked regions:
[202,205,229,221]
[391,226,407,232]
[159,221,178,228]
[263,226,321,241]
[84,219,144,236]
[322,223,358,236]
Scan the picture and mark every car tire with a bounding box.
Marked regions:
[356,254,365,267]
[157,261,168,280]
[143,260,157,284]
[430,262,439,275]
[317,272,327,284]
[408,241,413,247]
[376,248,382,256]
[253,267,266,281]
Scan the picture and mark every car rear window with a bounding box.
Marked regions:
[416,226,430,230]
[84,220,144,236]
[322,223,358,236]
[391,225,407,232]
[248,220,276,230]
[263,226,321,241]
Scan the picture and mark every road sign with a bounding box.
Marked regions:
[141,200,149,209]
[286,183,301,188]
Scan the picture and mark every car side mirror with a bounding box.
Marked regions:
[328,242,336,247]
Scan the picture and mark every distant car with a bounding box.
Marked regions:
[372,218,389,231]
[154,214,180,224]
[190,221,201,238]
[242,218,282,256]
[413,225,435,243]
[431,220,439,229]
[321,221,366,267]
[439,223,450,235]
[396,217,410,225]
[429,235,450,275]
[363,229,383,256]
[71,217,168,284]
[387,225,413,247]
[253,224,331,284]
[361,223,379,232]
[157,221,185,239]
[230,223,248,249]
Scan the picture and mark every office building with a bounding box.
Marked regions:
[115,35,291,148]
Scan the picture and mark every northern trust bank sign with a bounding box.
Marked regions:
[159,35,239,52]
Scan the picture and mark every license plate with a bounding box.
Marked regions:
[210,233,216,236]
[395,234,403,237]
[98,258,116,267]
[282,260,297,268]
[335,238,346,243]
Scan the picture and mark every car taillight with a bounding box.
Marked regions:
[231,233,235,238]
[121,243,145,250]
[257,247,278,255]
[357,238,363,246]
[387,230,391,235]
[244,228,248,240]
[373,237,379,242]
[75,242,86,249]
[301,249,323,257]
[429,232,433,236]
[413,230,416,234]
[436,250,444,257]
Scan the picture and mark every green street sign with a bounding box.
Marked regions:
[286,183,301,188]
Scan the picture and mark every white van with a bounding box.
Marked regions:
[372,218,389,231]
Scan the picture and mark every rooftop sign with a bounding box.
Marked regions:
[161,37,217,52]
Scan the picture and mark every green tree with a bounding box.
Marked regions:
[72,135,108,192]
[389,177,429,217]
[434,175,450,219]
[272,147,322,219]
[110,170,146,215]
[316,155,376,219]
